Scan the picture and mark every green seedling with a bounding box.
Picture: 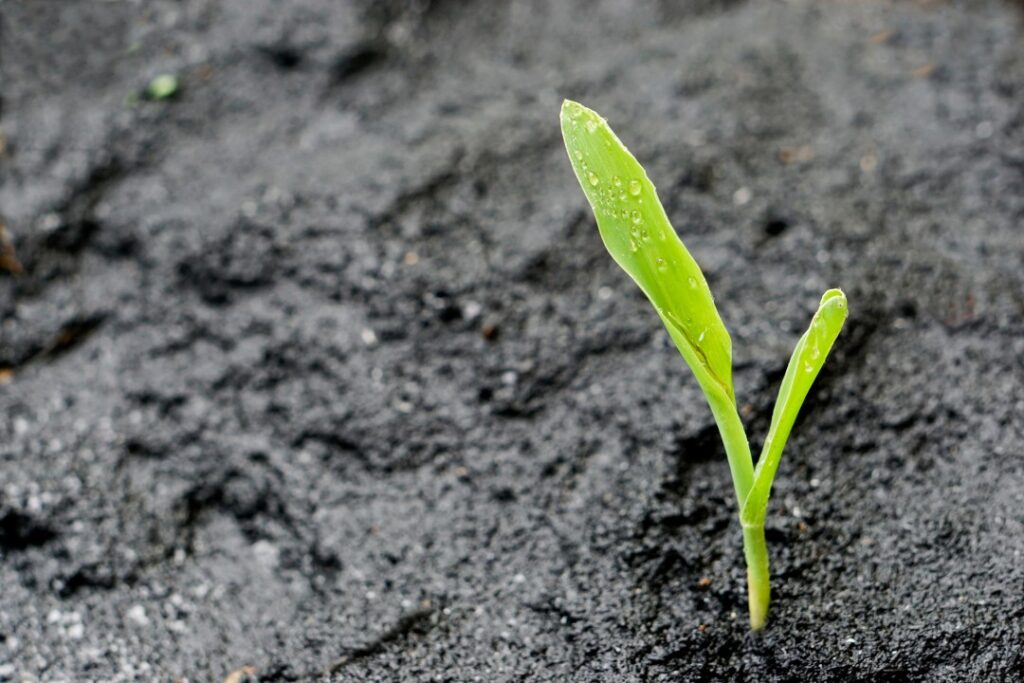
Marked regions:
[559,100,848,629]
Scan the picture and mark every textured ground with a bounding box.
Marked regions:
[2,0,1024,680]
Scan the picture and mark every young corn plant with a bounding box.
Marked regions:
[559,100,848,629]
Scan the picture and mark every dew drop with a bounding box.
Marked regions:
[698,329,706,343]
[629,238,638,252]
[574,149,583,161]
[568,102,582,119]
[588,171,600,186]
[630,210,642,225]
[641,228,650,242]
[656,258,668,272]
[810,346,821,360]
[803,361,814,373]
[585,119,599,134]
[613,176,622,188]
[629,179,642,197]
[687,277,697,289]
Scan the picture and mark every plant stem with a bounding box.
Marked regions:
[709,399,754,507]
[709,399,770,629]
[743,523,770,629]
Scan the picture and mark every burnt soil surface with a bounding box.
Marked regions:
[2,1,1024,681]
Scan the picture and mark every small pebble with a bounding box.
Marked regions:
[126,604,149,627]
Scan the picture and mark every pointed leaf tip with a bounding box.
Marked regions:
[559,101,735,401]
[740,289,848,525]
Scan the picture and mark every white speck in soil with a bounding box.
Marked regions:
[126,604,149,627]
[252,540,280,567]
[38,212,61,232]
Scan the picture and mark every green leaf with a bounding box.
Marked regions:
[740,289,848,526]
[559,100,734,402]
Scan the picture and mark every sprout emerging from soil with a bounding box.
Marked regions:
[559,100,848,629]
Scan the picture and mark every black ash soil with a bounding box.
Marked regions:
[2,1,1023,681]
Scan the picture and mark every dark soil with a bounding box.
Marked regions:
[3,1,1024,681]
